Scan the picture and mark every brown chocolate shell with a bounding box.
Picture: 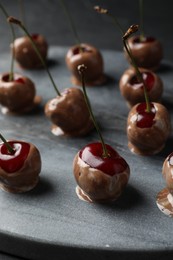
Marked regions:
[45,87,93,136]
[127,102,171,155]
[12,34,48,69]
[0,73,39,113]
[125,36,163,71]
[73,153,130,203]
[119,68,163,107]
[0,141,41,193]
[66,43,106,86]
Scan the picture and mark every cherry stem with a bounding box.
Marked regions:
[94,6,124,36]
[18,0,27,29]
[60,0,82,52]
[8,16,61,97]
[0,133,15,154]
[123,25,151,113]
[78,64,109,159]
[139,0,145,41]
[0,3,15,81]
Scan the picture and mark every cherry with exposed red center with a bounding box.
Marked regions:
[0,134,41,193]
[156,152,173,217]
[79,143,128,176]
[73,65,130,203]
[136,102,156,128]
[73,46,92,55]
[0,141,30,173]
[130,72,154,91]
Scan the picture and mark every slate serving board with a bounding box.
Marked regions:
[0,46,173,260]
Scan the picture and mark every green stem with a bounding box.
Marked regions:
[0,3,15,81]
[79,65,109,158]
[123,38,150,112]
[0,133,15,154]
[59,0,82,50]
[139,0,145,41]
[8,17,61,96]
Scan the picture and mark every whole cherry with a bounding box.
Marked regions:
[12,33,48,69]
[124,0,163,71]
[73,65,130,202]
[0,133,41,193]
[60,0,106,86]
[156,153,173,217]
[9,16,93,136]
[119,67,163,107]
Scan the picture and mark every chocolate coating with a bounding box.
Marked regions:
[127,102,171,155]
[12,34,48,69]
[0,141,41,193]
[119,68,163,107]
[45,87,93,136]
[156,153,173,217]
[66,43,106,86]
[0,73,37,113]
[125,36,163,71]
[73,153,130,202]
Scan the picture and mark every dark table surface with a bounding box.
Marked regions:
[0,1,173,260]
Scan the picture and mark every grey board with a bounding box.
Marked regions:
[0,46,173,260]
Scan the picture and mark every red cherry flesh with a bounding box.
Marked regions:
[2,74,25,84]
[31,34,39,41]
[0,141,30,173]
[79,142,128,176]
[130,72,155,91]
[133,36,155,44]
[136,102,156,128]
[73,46,92,55]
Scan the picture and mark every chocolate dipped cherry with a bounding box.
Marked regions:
[45,87,93,136]
[66,43,106,86]
[73,64,130,202]
[125,35,163,71]
[0,72,40,114]
[0,134,41,193]
[9,17,94,136]
[119,67,163,107]
[156,153,173,217]
[12,33,48,69]
[73,142,130,202]
[127,102,171,155]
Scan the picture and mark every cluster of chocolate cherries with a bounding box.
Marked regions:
[0,3,172,217]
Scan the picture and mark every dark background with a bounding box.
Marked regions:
[0,1,173,259]
[0,0,173,60]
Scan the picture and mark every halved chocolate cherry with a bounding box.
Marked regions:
[73,142,130,202]
[0,72,41,114]
[124,35,163,71]
[44,87,93,136]
[0,140,41,193]
[12,34,48,69]
[127,102,171,155]
[156,153,173,217]
[119,68,163,107]
[66,43,106,86]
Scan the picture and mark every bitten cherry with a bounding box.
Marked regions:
[73,65,130,203]
[0,136,41,193]
[119,68,163,107]
[127,102,171,155]
[156,153,173,217]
